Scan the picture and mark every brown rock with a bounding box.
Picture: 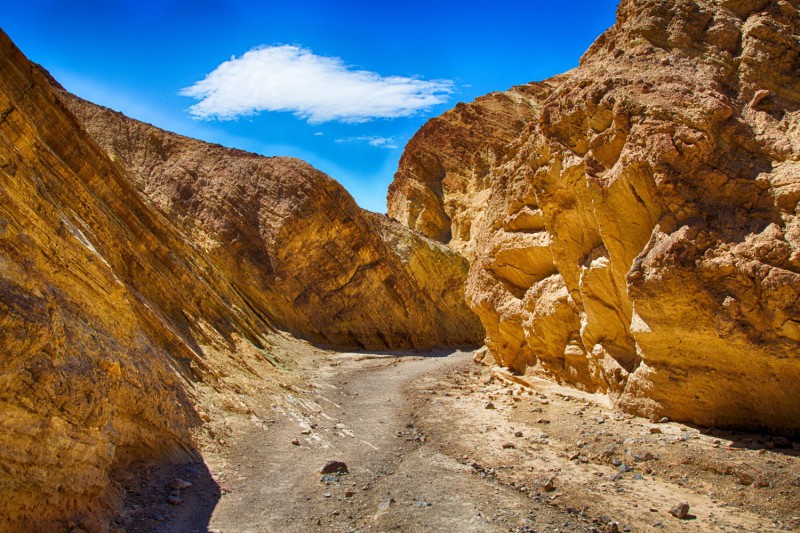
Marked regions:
[669,502,690,519]
[388,0,800,433]
[319,461,349,475]
[0,29,266,530]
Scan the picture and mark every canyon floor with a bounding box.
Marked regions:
[112,349,800,533]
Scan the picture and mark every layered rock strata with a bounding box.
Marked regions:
[0,30,283,530]
[389,0,800,433]
[61,92,482,350]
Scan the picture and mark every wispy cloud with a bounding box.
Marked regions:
[180,45,453,124]
[336,136,399,149]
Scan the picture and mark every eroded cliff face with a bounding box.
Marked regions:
[0,30,296,531]
[387,82,563,259]
[61,93,482,350]
[389,0,800,433]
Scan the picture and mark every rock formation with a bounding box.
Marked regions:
[389,0,800,433]
[0,29,480,530]
[0,30,284,531]
[60,91,482,351]
[387,81,562,259]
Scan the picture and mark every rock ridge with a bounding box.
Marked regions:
[60,91,483,351]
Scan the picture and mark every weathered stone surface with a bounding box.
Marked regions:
[61,91,483,350]
[0,30,281,530]
[387,81,564,259]
[389,0,800,433]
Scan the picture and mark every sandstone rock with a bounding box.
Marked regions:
[388,81,564,259]
[388,0,800,434]
[0,29,272,530]
[60,91,483,351]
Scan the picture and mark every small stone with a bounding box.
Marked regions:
[301,429,311,435]
[167,495,182,506]
[669,502,690,519]
[378,497,395,511]
[649,427,662,434]
[323,493,332,498]
[291,439,300,445]
[542,476,556,492]
[167,478,193,490]
[502,442,516,449]
[618,464,632,473]
[414,501,432,507]
[514,431,524,438]
[634,451,654,462]
[320,474,339,484]
[344,491,355,497]
[658,417,669,424]
[320,460,349,474]
[485,402,496,409]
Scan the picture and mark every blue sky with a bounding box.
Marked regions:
[1,0,618,212]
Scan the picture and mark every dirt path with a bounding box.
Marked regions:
[113,348,800,533]
[202,350,588,532]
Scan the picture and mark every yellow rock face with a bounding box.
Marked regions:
[61,91,483,351]
[389,0,800,433]
[0,31,274,530]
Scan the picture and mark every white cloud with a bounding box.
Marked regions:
[180,45,453,123]
[313,132,324,136]
[336,136,399,149]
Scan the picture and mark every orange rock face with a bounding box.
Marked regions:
[389,0,800,433]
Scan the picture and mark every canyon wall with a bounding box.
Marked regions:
[0,30,287,530]
[61,92,483,351]
[389,0,800,433]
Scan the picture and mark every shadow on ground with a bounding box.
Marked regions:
[112,455,220,533]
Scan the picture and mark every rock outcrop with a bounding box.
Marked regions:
[61,92,483,350]
[389,0,800,433]
[387,82,563,259]
[0,30,288,531]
